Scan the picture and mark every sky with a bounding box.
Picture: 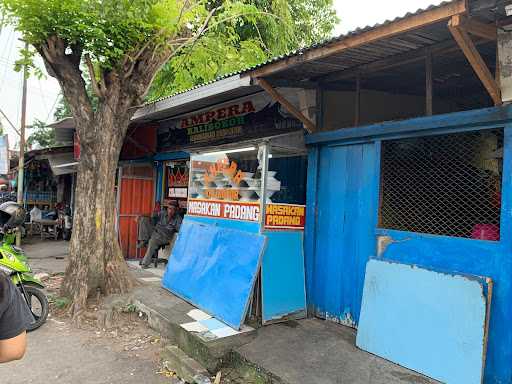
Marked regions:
[0,0,445,148]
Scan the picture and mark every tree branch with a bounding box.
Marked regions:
[85,54,105,99]
[34,36,94,140]
[119,6,219,118]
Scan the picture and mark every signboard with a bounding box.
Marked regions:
[168,187,188,198]
[265,204,306,229]
[166,161,189,201]
[157,91,302,151]
[0,135,9,175]
[188,198,260,222]
[188,199,305,229]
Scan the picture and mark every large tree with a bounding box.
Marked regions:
[0,0,280,314]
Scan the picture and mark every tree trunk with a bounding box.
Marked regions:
[62,108,135,314]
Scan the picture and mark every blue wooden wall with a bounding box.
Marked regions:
[305,105,512,383]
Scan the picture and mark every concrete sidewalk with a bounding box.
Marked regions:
[22,240,437,384]
[128,264,437,384]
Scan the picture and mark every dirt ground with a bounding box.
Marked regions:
[0,239,182,384]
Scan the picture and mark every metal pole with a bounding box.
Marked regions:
[16,42,28,246]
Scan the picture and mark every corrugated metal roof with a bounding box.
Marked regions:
[143,0,459,107]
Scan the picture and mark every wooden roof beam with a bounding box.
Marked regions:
[461,17,497,40]
[448,14,501,105]
[257,78,316,133]
[247,0,467,79]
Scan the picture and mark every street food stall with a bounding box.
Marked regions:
[159,90,309,327]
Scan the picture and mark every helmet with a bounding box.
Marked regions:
[0,202,26,228]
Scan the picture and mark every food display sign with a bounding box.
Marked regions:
[157,91,302,150]
[188,199,260,222]
[187,199,306,229]
[265,204,306,229]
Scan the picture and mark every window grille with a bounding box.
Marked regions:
[379,129,503,240]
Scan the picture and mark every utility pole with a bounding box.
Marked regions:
[16,42,28,246]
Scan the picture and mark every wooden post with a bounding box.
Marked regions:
[426,49,433,116]
[316,86,323,131]
[16,42,28,246]
[257,78,316,133]
[355,74,361,126]
[449,15,501,105]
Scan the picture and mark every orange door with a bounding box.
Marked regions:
[118,165,154,259]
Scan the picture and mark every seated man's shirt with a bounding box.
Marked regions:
[0,273,33,340]
[155,211,183,239]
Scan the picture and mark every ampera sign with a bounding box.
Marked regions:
[157,92,303,150]
[180,101,255,130]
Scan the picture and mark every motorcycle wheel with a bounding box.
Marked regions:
[21,285,49,331]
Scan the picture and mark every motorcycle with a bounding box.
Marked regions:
[59,204,72,241]
[0,203,49,331]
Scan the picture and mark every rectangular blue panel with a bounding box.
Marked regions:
[261,231,306,323]
[357,259,489,384]
[162,219,266,329]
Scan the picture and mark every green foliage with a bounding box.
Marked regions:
[1,0,337,103]
[48,294,71,309]
[27,119,56,149]
[121,303,138,313]
[148,0,339,100]
[13,46,45,79]
[1,0,195,71]
[53,96,72,121]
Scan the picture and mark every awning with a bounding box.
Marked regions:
[44,152,77,175]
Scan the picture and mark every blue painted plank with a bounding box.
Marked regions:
[306,105,512,146]
[357,259,489,384]
[304,146,319,313]
[162,219,266,329]
[313,145,347,321]
[311,143,377,326]
[261,231,306,322]
[155,162,164,202]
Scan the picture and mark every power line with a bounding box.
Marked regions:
[0,28,15,91]
[37,77,49,116]
[0,107,20,136]
[44,94,60,124]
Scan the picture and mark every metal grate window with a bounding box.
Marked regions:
[379,129,503,240]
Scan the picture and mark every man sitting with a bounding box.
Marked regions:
[140,202,182,268]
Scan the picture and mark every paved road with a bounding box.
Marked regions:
[22,238,69,275]
[0,318,172,384]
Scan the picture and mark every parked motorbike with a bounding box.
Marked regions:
[0,203,49,331]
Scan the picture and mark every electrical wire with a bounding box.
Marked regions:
[44,94,60,124]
